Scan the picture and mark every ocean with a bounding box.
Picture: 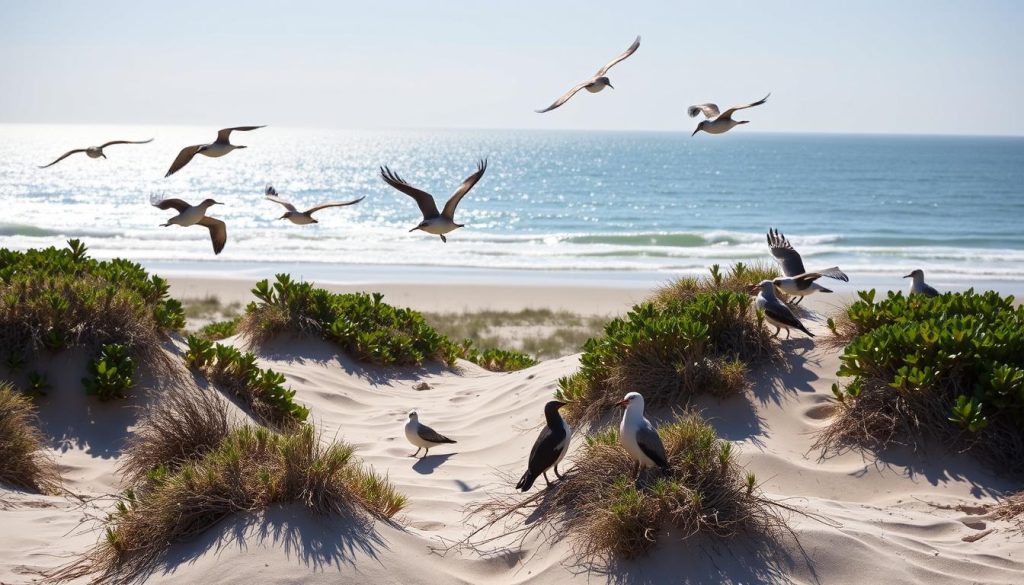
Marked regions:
[2,124,1023,287]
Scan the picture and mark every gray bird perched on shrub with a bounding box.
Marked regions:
[616,392,669,477]
[904,269,940,297]
[516,400,572,491]
[752,280,814,338]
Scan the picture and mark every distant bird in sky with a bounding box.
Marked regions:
[904,269,940,297]
[264,185,365,225]
[38,138,153,168]
[152,197,227,255]
[753,280,814,338]
[616,392,669,477]
[516,400,572,491]
[689,93,770,136]
[535,36,641,113]
[380,159,487,243]
[164,126,265,177]
[404,411,457,458]
[767,228,849,304]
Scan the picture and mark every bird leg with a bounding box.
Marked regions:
[543,472,552,487]
[794,296,804,305]
[423,447,430,457]
[784,328,791,340]
[632,461,641,480]
[410,447,421,458]
[773,326,780,338]
[554,464,563,480]
[440,235,447,243]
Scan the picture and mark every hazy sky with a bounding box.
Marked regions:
[2,0,1022,135]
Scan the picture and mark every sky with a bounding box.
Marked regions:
[1,0,1022,136]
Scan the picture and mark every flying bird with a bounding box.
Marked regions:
[767,228,849,304]
[516,400,572,491]
[38,139,153,168]
[535,36,641,113]
[152,197,227,255]
[616,392,669,477]
[753,280,814,338]
[164,126,265,177]
[904,269,940,297]
[264,185,365,225]
[689,93,770,136]
[404,411,457,458]
[380,159,487,243]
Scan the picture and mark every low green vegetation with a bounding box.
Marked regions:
[82,343,136,401]
[557,264,777,425]
[184,335,309,426]
[194,317,240,341]
[466,412,781,560]
[54,424,405,585]
[0,383,60,494]
[239,274,535,371]
[820,289,1024,472]
[652,261,780,306]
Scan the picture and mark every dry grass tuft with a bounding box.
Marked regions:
[652,261,780,307]
[0,383,60,494]
[993,491,1024,533]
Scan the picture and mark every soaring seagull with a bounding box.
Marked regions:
[164,126,265,177]
[152,197,227,255]
[404,410,457,458]
[516,400,572,491]
[689,93,770,136]
[753,280,814,338]
[616,392,669,477]
[380,159,487,243]
[264,185,365,225]
[535,36,641,113]
[38,138,153,168]
[904,269,940,297]
[767,228,849,304]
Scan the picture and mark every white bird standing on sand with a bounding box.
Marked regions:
[264,185,365,225]
[380,159,487,243]
[535,36,641,113]
[689,93,770,136]
[152,197,227,255]
[753,280,814,338]
[767,228,849,304]
[405,411,457,458]
[516,400,572,491]
[616,392,669,477]
[904,269,940,297]
[164,126,265,177]
[38,139,153,168]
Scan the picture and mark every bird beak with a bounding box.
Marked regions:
[237,145,248,149]
[615,399,629,408]
[213,201,224,205]
[409,226,420,232]
[279,215,287,220]
[101,153,107,159]
[607,83,615,89]
[902,273,912,278]
[691,128,700,137]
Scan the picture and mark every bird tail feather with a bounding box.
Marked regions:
[515,470,536,492]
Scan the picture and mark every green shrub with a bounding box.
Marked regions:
[820,289,1024,472]
[26,371,51,397]
[82,343,136,401]
[195,317,240,341]
[0,383,60,494]
[184,335,308,425]
[457,343,538,372]
[652,261,780,307]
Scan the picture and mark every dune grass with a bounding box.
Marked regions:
[557,263,778,426]
[652,261,781,306]
[994,491,1024,533]
[0,383,60,494]
[423,308,608,359]
[463,412,783,561]
[818,289,1024,472]
[53,424,404,585]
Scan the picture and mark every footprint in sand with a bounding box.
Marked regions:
[805,403,836,420]
[409,520,445,531]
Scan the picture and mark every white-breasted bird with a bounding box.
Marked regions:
[753,280,814,338]
[164,126,265,177]
[152,197,227,255]
[516,400,572,491]
[689,93,770,136]
[264,185,365,225]
[38,138,153,168]
[616,392,669,476]
[404,410,457,458]
[767,228,849,304]
[904,269,940,297]
[535,36,640,113]
[380,159,487,243]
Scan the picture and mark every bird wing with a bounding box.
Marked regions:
[687,103,720,119]
[38,149,87,168]
[636,422,669,469]
[306,196,366,214]
[767,228,806,277]
[526,426,567,475]
[198,216,227,255]
[380,166,440,218]
[816,266,849,282]
[763,299,808,331]
[216,125,266,143]
[417,423,455,444]
[721,93,771,119]
[441,159,487,221]
[264,186,298,212]
[794,272,822,284]
[153,198,191,212]
[921,283,941,297]
[100,138,154,148]
[164,145,203,177]
[535,81,590,113]
[595,35,641,76]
